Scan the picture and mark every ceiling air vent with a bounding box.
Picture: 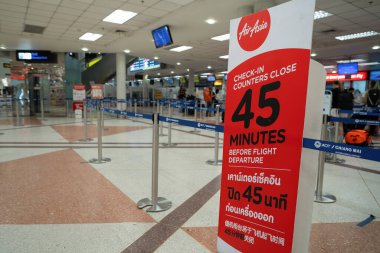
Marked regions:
[24,24,45,34]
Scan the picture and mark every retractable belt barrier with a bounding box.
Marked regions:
[339,109,380,117]
[329,116,380,126]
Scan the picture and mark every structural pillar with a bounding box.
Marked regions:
[116,53,126,110]
[187,69,195,96]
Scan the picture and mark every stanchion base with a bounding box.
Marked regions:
[137,197,172,212]
[161,143,178,147]
[206,160,223,166]
[314,194,336,203]
[78,138,93,142]
[189,130,201,133]
[89,157,111,164]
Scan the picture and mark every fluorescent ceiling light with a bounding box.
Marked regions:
[205,18,217,24]
[335,31,379,41]
[157,73,161,75]
[186,69,190,71]
[358,62,380,66]
[324,65,335,69]
[103,10,137,24]
[336,59,365,63]
[79,33,103,41]
[171,71,174,74]
[211,33,230,41]
[220,71,228,74]
[124,49,131,53]
[170,46,193,52]
[154,56,159,60]
[81,47,89,52]
[332,71,337,73]
[314,10,332,20]
[0,46,6,49]
[311,53,317,57]
[176,62,181,65]
[219,55,229,59]
[207,66,212,69]
[372,45,380,50]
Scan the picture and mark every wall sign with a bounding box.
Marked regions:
[217,0,316,252]
[73,84,86,101]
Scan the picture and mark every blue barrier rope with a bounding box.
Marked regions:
[329,116,380,126]
[303,138,379,162]
[339,109,380,117]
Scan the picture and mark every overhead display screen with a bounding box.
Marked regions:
[129,58,161,72]
[337,62,358,75]
[151,25,173,48]
[16,50,57,63]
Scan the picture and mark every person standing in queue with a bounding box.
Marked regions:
[364,81,379,136]
[331,80,342,117]
[338,87,354,134]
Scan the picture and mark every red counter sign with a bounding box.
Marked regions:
[217,1,316,252]
[91,84,103,99]
[326,71,367,81]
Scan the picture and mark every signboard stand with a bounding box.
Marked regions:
[217,1,323,252]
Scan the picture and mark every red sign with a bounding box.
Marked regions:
[326,71,367,81]
[73,84,86,101]
[91,84,103,99]
[218,1,316,252]
[72,101,83,111]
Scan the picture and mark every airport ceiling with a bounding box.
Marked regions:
[0,0,380,77]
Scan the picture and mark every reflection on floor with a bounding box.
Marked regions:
[0,109,379,253]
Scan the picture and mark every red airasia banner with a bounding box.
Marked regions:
[326,71,367,81]
[72,101,83,111]
[218,1,316,252]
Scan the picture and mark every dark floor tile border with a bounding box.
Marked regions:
[121,174,221,253]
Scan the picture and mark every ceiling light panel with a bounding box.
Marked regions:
[103,10,137,24]
[358,62,380,66]
[170,46,193,52]
[219,55,229,59]
[314,10,333,20]
[211,33,230,41]
[205,18,216,24]
[335,31,379,41]
[79,32,103,41]
[336,59,365,63]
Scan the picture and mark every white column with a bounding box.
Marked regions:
[116,53,126,110]
[188,70,195,96]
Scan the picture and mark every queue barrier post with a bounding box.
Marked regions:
[159,103,167,136]
[89,100,111,164]
[189,105,200,133]
[330,121,345,163]
[137,113,172,212]
[40,93,46,121]
[206,105,223,166]
[132,101,137,122]
[314,114,336,203]
[79,100,93,142]
[162,103,177,147]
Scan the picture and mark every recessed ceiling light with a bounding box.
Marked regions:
[323,65,335,69]
[314,10,333,20]
[170,46,193,52]
[205,18,217,24]
[171,71,174,74]
[372,45,380,50]
[358,62,380,66]
[220,71,228,74]
[311,53,317,57]
[176,62,181,65]
[336,59,365,63]
[81,47,89,52]
[79,33,103,41]
[103,10,137,24]
[335,31,379,41]
[207,66,212,69]
[157,73,161,76]
[0,45,6,50]
[211,33,230,41]
[186,69,190,72]
[154,56,159,60]
[332,70,337,73]
[124,49,131,53]
[219,55,229,59]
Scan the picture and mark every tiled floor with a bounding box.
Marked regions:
[0,107,379,253]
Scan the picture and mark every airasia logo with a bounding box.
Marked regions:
[237,10,270,51]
